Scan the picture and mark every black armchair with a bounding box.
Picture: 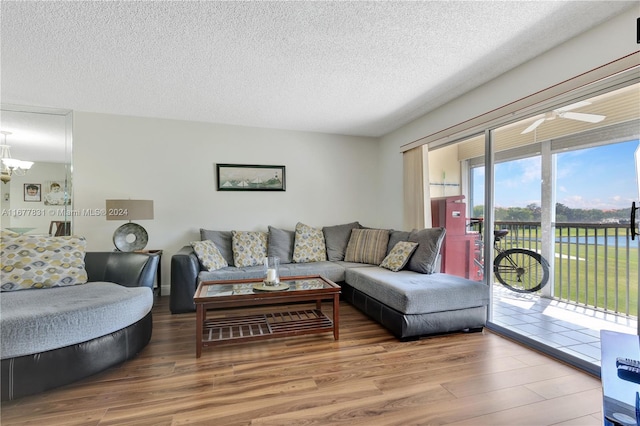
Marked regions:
[1,251,157,401]
[84,251,159,289]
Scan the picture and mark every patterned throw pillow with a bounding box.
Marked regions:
[1,234,88,291]
[1,229,20,238]
[200,229,235,266]
[191,240,228,271]
[231,231,268,267]
[380,241,419,272]
[292,222,327,263]
[344,228,390,265]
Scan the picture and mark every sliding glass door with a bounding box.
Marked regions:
[426,75,639,372]
[461,81,640,371]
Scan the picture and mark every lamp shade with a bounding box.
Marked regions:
[105,199,154,221]
[105,199,154,252]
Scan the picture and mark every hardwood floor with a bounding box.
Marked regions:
[1,296,603,425]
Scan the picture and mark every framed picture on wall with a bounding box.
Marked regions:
[24,183,41,202]
[43,180,71,206]
[216,164,286,191]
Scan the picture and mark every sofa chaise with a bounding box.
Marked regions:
[0,232,158,401]
[171,222,489,340]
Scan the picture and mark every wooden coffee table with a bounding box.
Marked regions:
[193,275,340,358]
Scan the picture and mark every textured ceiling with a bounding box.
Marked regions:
[1,1,636,140]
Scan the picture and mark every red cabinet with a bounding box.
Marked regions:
[431,196,480,280]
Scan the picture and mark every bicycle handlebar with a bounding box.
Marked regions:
[632,202,637,241]
[468,217,484,235]
[467,218,509,240]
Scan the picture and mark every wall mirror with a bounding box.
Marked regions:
[0,104,73,235]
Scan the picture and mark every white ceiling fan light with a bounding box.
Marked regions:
[521,101,606,134]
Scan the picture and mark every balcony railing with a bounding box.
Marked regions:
[491,221,638,317]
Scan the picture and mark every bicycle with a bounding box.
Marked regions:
[470,219,550,293]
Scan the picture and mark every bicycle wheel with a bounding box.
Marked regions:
[493,248,549,293]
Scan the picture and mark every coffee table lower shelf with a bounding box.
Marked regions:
[202,309,334,347]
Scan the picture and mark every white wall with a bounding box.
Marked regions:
[72,112,380,293]
[377,8,640,230]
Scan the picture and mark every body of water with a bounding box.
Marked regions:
[556,235,639,248]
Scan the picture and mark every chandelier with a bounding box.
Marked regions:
[1,131,33,184]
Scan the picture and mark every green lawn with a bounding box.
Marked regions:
[492,226,638,316]
[552,243,638,315]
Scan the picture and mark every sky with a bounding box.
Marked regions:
[473,139,640,211]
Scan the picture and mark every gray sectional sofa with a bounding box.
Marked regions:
[170,222,489,340]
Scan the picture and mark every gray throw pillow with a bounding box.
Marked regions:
[267,226,295,264]
[323,221,361,261]
[387,230,411,255]
[406,227,446,274]
[200,229,234,267]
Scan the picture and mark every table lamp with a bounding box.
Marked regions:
[105,199,154,251]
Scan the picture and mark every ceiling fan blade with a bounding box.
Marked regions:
[560,111,606,123]
[555,101,591,113]
[521,118,546,134]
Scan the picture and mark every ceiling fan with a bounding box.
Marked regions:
[521,101,606,134]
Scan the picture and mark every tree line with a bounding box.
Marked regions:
[472,203,631,223]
